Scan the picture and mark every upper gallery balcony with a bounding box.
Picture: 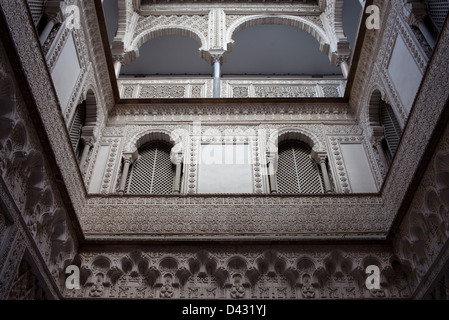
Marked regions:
[102,0,362,99]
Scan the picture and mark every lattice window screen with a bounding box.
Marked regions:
[126,142,175,194]
[380,101,402,160]
[69,104,85,157]
[26,0,46,25]
[427,0,449,32]
[276,141,324,194]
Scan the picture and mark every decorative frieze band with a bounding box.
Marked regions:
[118,78,346,99]
[119,79,212,99]
[63,245,412,299]
[80,194,387,240]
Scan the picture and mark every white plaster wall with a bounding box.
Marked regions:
[340,143,378,193]
[197,144,253,193]
[387,35,423,115]
[89,145,110,193]
[51,33,81,112]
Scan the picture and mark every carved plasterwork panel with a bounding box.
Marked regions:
[0,1,79,298]
[393,119,449,298]
[80,194,387,240]
[141,3,323,16]
[134,14,209,42]
[99,138,122,194]
[119,79,212,99]
[222,79,346,98]
[64,245,412,299]
[119,79,347,99]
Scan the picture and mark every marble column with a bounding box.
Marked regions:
[373,138,389,174]
[173,162,182,193]
[118,154,133,193]
[371,129,389,175]
[39,20,56,45]
[114,60,122,79]
[79,138,93,174]
[267,154,278,193]
[317,155,333,193]
[213,59,221,98]
[39,1,62,45]
[340,61,350,79]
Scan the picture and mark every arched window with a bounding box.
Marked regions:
[380,100,402,162]
[125,141,175,194]
[276,140,325,194]
[69,102,85,159]
[68,90,97,172]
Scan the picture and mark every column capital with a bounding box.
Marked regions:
[211,54,223,64]
[171,143,184,165]
[112,55,125,64]
[81,136,94,147]
[312,151,328,164]
[331,41,352,67]
[122,153,134,164]
[171,154,183,165]
[205,49,226,65]
[266,151,278,163]
[335,54,351,67]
